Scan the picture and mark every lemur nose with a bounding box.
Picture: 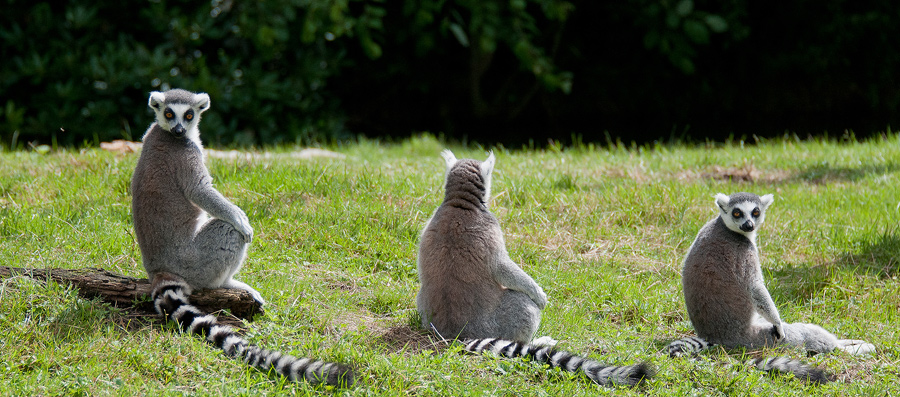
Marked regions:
[740,220,755,232]
[173,124,186,136]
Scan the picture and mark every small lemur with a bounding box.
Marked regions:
[668,192,874,384]
[132,89,353,386]
[416,150,652,386]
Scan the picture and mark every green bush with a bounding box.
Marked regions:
[0,0,385,147]
[2,0,898,147]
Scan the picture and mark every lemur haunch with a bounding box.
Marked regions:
[668,192,874,384]
[132,89,353,387]
[416,150,653,386]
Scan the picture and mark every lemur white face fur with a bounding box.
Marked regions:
[148,90,210,144]
[715,192,774,242]
[440,149,495,203]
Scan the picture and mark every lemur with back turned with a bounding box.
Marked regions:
[668,192,874,384]
[416,150,653,387]
[132,89,353,387]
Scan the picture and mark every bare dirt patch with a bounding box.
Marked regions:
[674,165,792,184]
[377,325,451,356]
[98,141,345,161]
[207,148,345,161]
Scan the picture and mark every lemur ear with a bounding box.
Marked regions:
[714,193,730,212]
[480,151,495,205]
[479,151,495,179]
[193,93,211,113]
[759,194,774,210]
[148,91,166,110]
[440,149,458,170]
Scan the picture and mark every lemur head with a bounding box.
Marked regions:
[148,89,210,141]
[715,192,774,240]
[441,149,495,206]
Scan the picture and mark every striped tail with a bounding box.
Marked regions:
[151,279,354,387]
[668,335,831,384]
[463,338,654,386]
[667,336,711,357]
[749,357,832,384]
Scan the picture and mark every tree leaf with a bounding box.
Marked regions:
[684,20,709,44]
[449,23,469,47]
[675,0,694,17]
[704,15,729,33]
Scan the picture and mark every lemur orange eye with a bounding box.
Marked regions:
[186,113,193,120]
[732,210,741,218]
[165,112,174,119]
[752,209,760,217]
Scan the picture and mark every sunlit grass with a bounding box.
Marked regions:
[0,133,898,395]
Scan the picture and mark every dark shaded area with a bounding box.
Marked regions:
[339,0,900,145]
[767,228,900,306]
[1,1,898,147]
[835,228,900,278]
[792,161,900,184]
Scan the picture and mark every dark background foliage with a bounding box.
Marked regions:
[1,0,898,147]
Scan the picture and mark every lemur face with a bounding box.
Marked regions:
[148,90,210,140]
[715,192,774,238]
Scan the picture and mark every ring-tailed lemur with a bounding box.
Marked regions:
[667,192,875,384]
[416,150,653,386]
[132,89,353,387]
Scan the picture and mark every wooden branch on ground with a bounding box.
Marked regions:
[0,266,262,320]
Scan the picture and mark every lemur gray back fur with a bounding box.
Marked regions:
[416,150,652,387]
[416,150,546,343]
[670,192,874,384]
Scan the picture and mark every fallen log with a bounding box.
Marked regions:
[0,266,262,320]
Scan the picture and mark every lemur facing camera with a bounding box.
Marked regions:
[668,192,874,384]
[416,150,653,387]
[132,89,353,387]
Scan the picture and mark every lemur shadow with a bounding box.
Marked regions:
[766,228,900,304]
[45,299,250,344]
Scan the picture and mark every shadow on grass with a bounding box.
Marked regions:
[767,263,835,305]
[768,228,900,303]
[832,227,900,277]
[790,161,900,184]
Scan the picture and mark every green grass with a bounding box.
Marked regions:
[1,133,899,395]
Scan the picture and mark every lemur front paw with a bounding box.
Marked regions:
[532,288,548,309]
[233,210,253,243]
[245,287,266,305]
[771,323,785,341]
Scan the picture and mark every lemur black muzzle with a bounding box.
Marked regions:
[740,220,755,232]
[172,124,186,138]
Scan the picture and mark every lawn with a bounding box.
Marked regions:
[0,133,898,396]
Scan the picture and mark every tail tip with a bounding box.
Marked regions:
[801,367,833,385]
[628,362,656,385]
[326,364,356,388]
